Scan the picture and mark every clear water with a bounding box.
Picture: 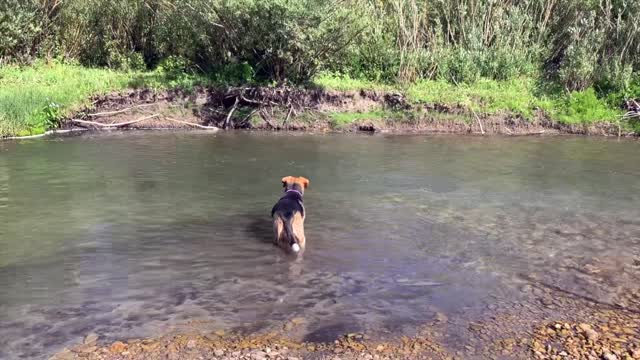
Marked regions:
[0,132,639,359]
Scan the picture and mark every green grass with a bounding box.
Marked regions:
[318,73,625,126]
[328,110,395,128]
[315,73,555,118]
[313,72,392,92]
[126,71,213,91]
[406,78,556,118]
[0,61,211,138]
[0,62,135,137]
[550,88,620,124]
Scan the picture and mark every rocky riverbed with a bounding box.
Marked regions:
[50,290,640,360]
[50,330,449,360]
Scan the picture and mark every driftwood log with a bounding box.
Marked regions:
[71,114,219,130]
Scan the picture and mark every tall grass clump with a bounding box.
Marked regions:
[3,0,640,90]
[0,62,133,136]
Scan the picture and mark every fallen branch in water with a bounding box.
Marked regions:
[159,116,220,130]
[3,129,88,140]
[86,103,157,117]
[71,114,160,127]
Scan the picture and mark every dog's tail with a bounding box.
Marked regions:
[282,214,297,246]
[282,213,300,252]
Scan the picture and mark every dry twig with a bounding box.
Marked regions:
[224,97,239,129]
[86,103,157,117]
[71,114,160,128]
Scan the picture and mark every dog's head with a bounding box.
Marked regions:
[281,176,310,195]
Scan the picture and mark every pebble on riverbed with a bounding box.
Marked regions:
[530,313,640,360]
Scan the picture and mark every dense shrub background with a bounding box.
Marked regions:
[1,0,639,95]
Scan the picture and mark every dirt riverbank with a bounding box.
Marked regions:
[61,87,636,137]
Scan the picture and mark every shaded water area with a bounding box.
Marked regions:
[0,132,639,359]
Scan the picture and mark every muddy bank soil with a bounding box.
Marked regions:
[63,87,633,136]
[51,286,640,360]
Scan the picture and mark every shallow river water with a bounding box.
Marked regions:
[0,132,639,359]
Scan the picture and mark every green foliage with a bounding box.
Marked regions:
[436,49,481,84]
[406,78,549,118]
[0,62,133,137]
[3,0,640,94]
[31,101,62,130]
[313,72,391,92]
[107,51,147,72]
[600,73,640,109]
[207,0,368,82]
[552,88,620,124]
[329,110,392,128]
[0,0,42,63]
[0,61,226,137]
[214,62,256,85]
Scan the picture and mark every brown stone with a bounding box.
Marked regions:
[435,312,449,323]
[76,345,97,353]
[83,333,99,345]
[585,329,600,341]
[109,341,127,353]
[49,348,75,360]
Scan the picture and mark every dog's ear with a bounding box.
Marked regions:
[281,176,293,186]
[299,177,310,189]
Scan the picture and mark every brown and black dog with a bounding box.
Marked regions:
[271,176,309,254]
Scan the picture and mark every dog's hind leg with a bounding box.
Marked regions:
[273,216,284,246]
[291,213,306,251]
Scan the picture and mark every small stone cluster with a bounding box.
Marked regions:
[531,313,640,360]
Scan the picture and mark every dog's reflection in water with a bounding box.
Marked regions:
[273,251,304,280]
[288,255,304,279]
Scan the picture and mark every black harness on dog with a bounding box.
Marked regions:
[271,189,304,218]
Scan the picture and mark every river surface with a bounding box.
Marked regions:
[0,132,639,359]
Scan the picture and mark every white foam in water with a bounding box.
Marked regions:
[291,243,300,253]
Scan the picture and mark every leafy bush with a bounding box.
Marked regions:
[553,88,620,124]
[32,101,62,129]
[436,49,481,84]
[214,62,256,84]
[1,0,639,94]
[0,0,42,63]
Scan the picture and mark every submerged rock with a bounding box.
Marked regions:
[83,333,99,345]
[109,341,127,353]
